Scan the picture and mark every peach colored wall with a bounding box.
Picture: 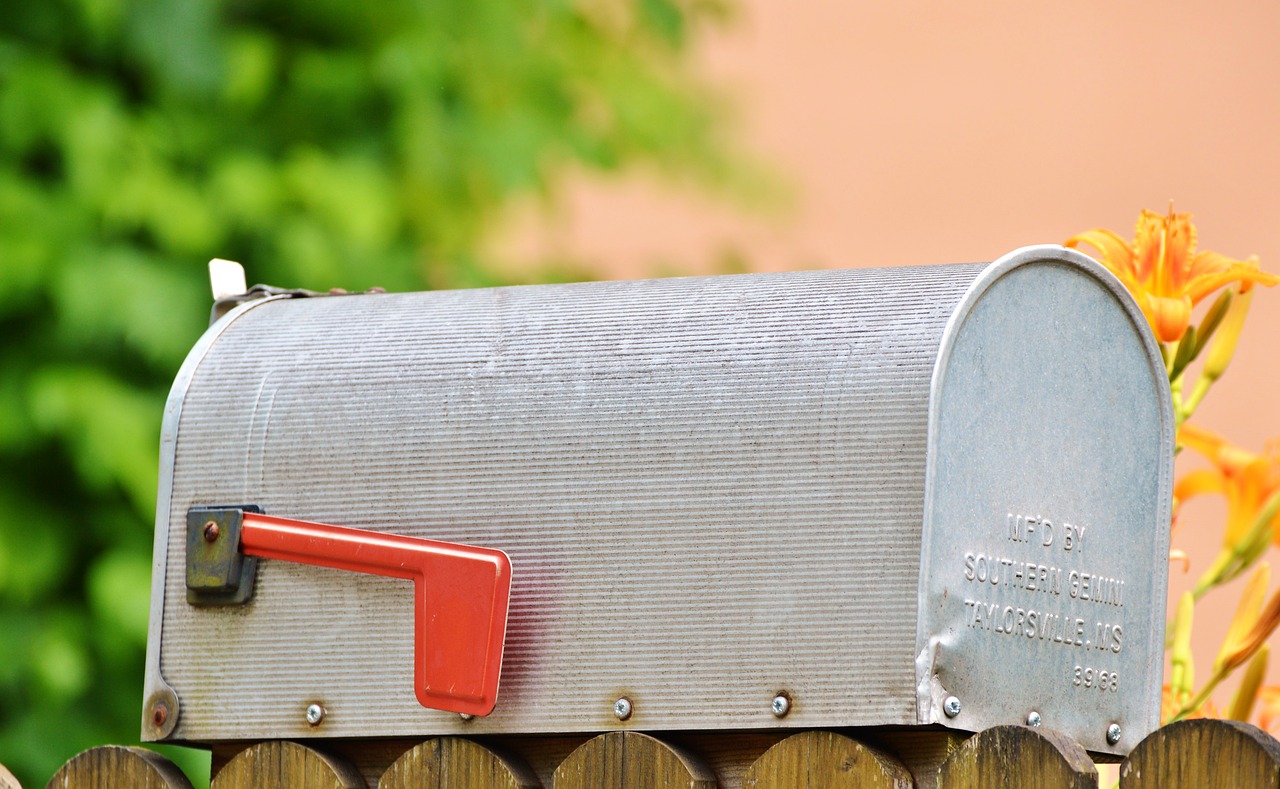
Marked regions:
[503,2,1280,718]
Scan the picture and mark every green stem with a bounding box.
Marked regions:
[1191,548,1237,600]
[1170,665,1230,722]
[1180,375,1214,425]
[1170,374,1185,428]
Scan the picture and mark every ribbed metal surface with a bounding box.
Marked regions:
[155,264,983,741]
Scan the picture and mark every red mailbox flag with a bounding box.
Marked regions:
[237,512,512,716]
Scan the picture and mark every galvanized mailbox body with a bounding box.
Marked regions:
[143,245,1173,755]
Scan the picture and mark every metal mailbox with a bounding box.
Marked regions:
[142,244,1173,755]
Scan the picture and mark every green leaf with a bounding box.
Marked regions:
[222,30,278,110]
[51,248,209,369]
[0,498,69,605]
[87,549,152,645]
[26,367,160,517]
[30,612,92,701]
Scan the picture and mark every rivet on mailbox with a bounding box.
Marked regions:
[143,244,1171,756]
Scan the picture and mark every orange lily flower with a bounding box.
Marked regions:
[1067,207,1278,344]
[1176,423,1280,547]
[1259,686,1280,732]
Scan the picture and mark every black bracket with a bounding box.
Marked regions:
[186,505,262,606]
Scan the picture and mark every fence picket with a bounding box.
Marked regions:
[742,730,913,788]
[45,746,192,789]
[210,741,365,789]
[936,725,1096,789]
[1120,718,1280,788]
[552,732,716,788]
[379,738,540,788]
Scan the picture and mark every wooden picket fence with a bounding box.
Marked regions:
[32,718,1280,788]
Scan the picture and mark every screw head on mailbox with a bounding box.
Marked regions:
[145,245,1171,756]
[771,694,791,718]
[943,696,962,718]
[305,704,324,726]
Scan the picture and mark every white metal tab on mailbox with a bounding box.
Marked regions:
[917,246,1173,754]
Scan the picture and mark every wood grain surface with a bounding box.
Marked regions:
[742,730,913,788]
[45,746,193,789]
[936,726,1097,789]
[552,732,716,788]
[378,738,540,788]
[1120,718,1280,788]
[211,741,366,789]
[871,730,968,789]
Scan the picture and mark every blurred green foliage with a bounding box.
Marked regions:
[0,0,748,783]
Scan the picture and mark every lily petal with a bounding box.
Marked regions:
[1149,294,1194,343]
[1258,686,1280,732]
[1065,229,1137,283]
[1188,250,1248,280]
[1187,265,1280,304]
[1179,422,1230,460]
[1175,469,1229,503]
[1134,209,1195,289]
